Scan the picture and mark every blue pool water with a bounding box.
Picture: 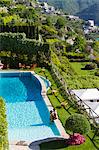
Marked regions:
[0,72,60,141]
[40,76,51,90]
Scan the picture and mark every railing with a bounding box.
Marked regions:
[51,62,99,127]
[71,92,99,125]
[51,62,68,91]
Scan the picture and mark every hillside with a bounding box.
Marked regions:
[39,0,99,25]
[76,3,99,25]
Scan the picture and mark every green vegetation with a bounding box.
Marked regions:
[39,0,99,25]
[0,97,8,150]
[65,114,90,135]
[55,17,66,29]
[34,67,98,150]
[0,1,40,26]
[51,48,99,89]
[0,0,12,6]
[73,36,86,51]
[0,1,98,149]
[93,41,99,53]
[70,62,97,75]
[0,32,50,68]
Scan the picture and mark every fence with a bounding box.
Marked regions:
[51,61,99,128]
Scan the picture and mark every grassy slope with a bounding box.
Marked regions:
[34,67,98,150]
[51,51,99,89]
[70,62,97,75]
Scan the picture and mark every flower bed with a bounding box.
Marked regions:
[66,133,85,145]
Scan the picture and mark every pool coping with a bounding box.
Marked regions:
[0,70,69,149]
[33,72,69,139]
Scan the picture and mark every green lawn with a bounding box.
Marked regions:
[34,67,99,150]
[70,62,97,76]
[62,62,99,89]
[40,138,97,150]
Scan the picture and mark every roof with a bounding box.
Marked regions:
[71,88,99,123]
[71,88,99,101]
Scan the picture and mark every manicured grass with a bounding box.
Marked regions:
[40,137,97,150]
[70,62,96,75]
[61,62,99,89]
[34,67,99,150]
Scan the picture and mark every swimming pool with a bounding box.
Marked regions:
[40,76,51,90]
[0,72,60,141]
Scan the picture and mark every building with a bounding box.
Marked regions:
[87,20,95,27]
[40,2,55,14]
[70,88,99,123]
[66,38,74,45]
[67,15,80,21]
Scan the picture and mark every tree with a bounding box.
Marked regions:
[93,41,99,52]
[55,17,66,29]
[0,0,13,7]
[73,35,86,51]
[20,7,38,21]
[65,114,90,135]
[46,16,52,26]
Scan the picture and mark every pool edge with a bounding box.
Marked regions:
[1,70,69,148]
[33,72,69,140]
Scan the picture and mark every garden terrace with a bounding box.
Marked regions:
[0,25,38,39]
[34,67,99,150]
[50,43,99,89]
[0,32,50,68]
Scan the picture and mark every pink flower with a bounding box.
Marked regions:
[66,133,85,146]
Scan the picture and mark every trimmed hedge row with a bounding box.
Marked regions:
[0,26,37,39]
[0,32,40,54]
[0,97,8,150]
[0,32,50,67]
[64,52,85,59]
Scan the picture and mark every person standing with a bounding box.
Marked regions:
[53,108,57,120]
[50,110,54,122]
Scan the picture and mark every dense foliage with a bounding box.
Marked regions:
[0,1,98,150]
[0,97,8,149]
[51,45,99,89]
[73,36,86,51]
[55,17,66,29]
[0,32,50,67]
[65,114,90,135]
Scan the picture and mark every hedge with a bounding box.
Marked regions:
[0,32,50,66]
[64,52,85,59]
[0,97,8,150]
[0,26,37,39]
[0,32,40,54]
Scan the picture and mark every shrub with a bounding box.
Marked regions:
[94,58,99,67]
[65,52,85,59]
[41,25,58,35]
[84,63,97,70]
[95,70,99,76]
[55,17,66,29]
[65,114,90,135]
[0,97,8,149]
[66,133,85,145]
[0,33,50,67]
